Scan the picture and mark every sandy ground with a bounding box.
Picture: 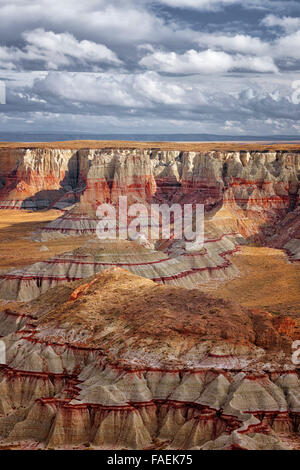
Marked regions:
[0,210,90,271]
[0,140,300,152]
[0,210,299,319]
[199,246,300,316]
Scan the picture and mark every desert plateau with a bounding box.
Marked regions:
[0,142,298,451]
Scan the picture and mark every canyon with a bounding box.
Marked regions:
[0,141,299,450]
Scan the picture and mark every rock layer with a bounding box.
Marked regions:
[0,146,299,300]
[0,148,79,210]
[0,145,300,450]
[0,269,299,450]
[1,147,299,218]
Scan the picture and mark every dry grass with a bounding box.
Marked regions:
[0,140,300,152]
[0,210,89,270]
[32,266,298,361]
[37,267,258,353]
[199,246,300,316]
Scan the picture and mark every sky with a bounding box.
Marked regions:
[0,0,300,136]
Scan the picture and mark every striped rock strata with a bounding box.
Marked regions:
[41,149,300,238]
[0,147,299,220]
[268,206,300,262]
[0,148,80,210]
[0,269,299,450]
[0,147,299,301]
[0,230,240,301]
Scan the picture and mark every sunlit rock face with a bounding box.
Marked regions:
[1,147,299,216]
[0,268,299,450]
[0,146,299,450]
[0,148,79,210]
[0,147,299,302]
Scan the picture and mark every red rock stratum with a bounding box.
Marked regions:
[0,142,299,450]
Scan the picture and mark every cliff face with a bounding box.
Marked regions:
[0,147,299,450]
[0,148,79,209]
[16,148,298,250]
[1,147,299,213]
[0,146,299,301]
[76,149,300,214]
[77,149,156,210]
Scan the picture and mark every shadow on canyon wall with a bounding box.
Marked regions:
[20,152,84,210]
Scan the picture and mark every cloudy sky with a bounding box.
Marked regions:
[0,0,300,136]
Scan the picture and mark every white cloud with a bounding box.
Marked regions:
[33,72,141,107]
[262,14,300,32]
[3,69,300,136]
[1,0,300,136]
[197,33,270,55]
[0,28,121,70]
[156,0,238,10]
[23,29,122,67]
[133,72,187,105]
[0,1,299,75]
[156,0,297,11]
[140,49,278,74]
[0,0,190,46]
[275,31,300,60]
[32,71,202,108]
[0,47,16,69]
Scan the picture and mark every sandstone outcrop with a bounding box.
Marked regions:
[42,149,300,238]
[0,268,299,450]
[0,147,299,222]
[0,148,79,210]
[0,147,299,299]
[0,144,299,450]
[0,233,239,301]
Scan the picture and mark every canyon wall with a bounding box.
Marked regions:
[0,148,79,209]
[1,147,299,216]
[0,148,299,449]
[0,146,299,300]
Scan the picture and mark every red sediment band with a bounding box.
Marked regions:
[18,329,35,335]
[242,410,295,419]
[244,374,269,381]
[34,397,238,422]
[37,397,72,406]
[0,242,239,284]
[225,198,289,205]
[245,410,293,416]
[208,353,239,359]
[45,258,173,267]
[42,249,228,268]
[14,334,100,352]
[106,364,233,375]
[152,248,239,283]
[238,424,271,436]
[0,253,236,284]
[1,274,84,281]
[5,332,256,375]
[0,309,37,321]
[4,329,251,374]
[0,364,77,381]
[37,232,238,266]
[34,398,295,439]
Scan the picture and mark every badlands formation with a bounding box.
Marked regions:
[0,142,299,450]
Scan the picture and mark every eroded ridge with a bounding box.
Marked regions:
[0,268,299,450]
[0,148,299,299]
[0,145,299,450]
